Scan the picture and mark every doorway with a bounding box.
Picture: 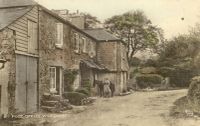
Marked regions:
[49,66,62,95]
[15,55,38,113]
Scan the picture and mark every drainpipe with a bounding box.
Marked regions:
[37,6,40,112]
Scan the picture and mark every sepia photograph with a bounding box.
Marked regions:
[0,0,200,125]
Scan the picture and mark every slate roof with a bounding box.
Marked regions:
[0,0,120,43]
[0,0,37,8]
[0,6,33,30]
[83,29,121,42]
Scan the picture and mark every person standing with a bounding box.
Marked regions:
[99,81,104,97]
[104,78,111,98]
[95,80,104,97]
[110,81,115,97]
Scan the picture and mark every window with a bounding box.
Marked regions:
[82,37,87,53]
[88,41,95,58]
[28,20,38,54]
[74,33,80,53]
[49,67,63,94]
[56,23,63,47]
[50,67,56,92]
[73,32,87,54]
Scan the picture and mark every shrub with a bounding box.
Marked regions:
[63,70,78,92]
[139,67,158,74]
[63,92,87,105]
[158,67,194,87]
[75,88,90,96]
[142,59,158,67]
[136,74,163,89]
[82,79,91,95]
[158,67,175,77]
[129,57,141,66]
[188,76,200,111]
[127,78,137,90]
[130,67,139,79]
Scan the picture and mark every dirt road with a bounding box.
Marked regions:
[52,89,188,126]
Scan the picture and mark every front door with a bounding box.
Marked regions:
[15,55,38,113]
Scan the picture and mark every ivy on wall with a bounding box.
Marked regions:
[0,29,15,60]
[63,69,78,92]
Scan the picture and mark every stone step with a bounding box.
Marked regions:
[41,106,60,113]
[42,94,62,101]
[42,101,59,107]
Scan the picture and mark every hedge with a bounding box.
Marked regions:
[75,88,90,96]
[159,67,194,87]
[139,67,158,74]
[63,92,87,105]
[136,74,163,89]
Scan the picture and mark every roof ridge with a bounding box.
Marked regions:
[0,5,34,31]
[0,5,34,9]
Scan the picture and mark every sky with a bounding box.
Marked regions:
[36,0,200,39]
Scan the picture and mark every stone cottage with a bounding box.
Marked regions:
[83,29,129,94]
[0,0,129,117]
[54,9,129,94]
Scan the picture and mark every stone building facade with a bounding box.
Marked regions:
[38,6,103,97]
[0,0,129,117]
[84,29,129,94]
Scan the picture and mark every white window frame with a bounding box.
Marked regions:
[56,23,64,47]
[74,33,80,53]
[82,37,87,53]
[88,41,95,57]
[50,67,57,93]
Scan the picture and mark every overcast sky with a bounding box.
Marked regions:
[36,0,200,39]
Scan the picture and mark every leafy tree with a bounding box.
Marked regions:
[104,10,164,63]
[159,35,200,60]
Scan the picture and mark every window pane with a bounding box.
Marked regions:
[56,23,63,46]
[50,67,56,89]
[74,33,80,53]
[82,38,87,53]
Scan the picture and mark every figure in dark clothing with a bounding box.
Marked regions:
[96,80,104,97]
[109,82,115,97]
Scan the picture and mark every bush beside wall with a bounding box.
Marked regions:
[136,74,163,89]
[159,67,194,87]
[75,88,90,96]
[63,92,87,105]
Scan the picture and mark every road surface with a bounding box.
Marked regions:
[52,90,189,126]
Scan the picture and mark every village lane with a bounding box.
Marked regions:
[52,89,187,126]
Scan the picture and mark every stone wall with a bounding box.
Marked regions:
[0,28,16,117]
[39,10,74,99]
